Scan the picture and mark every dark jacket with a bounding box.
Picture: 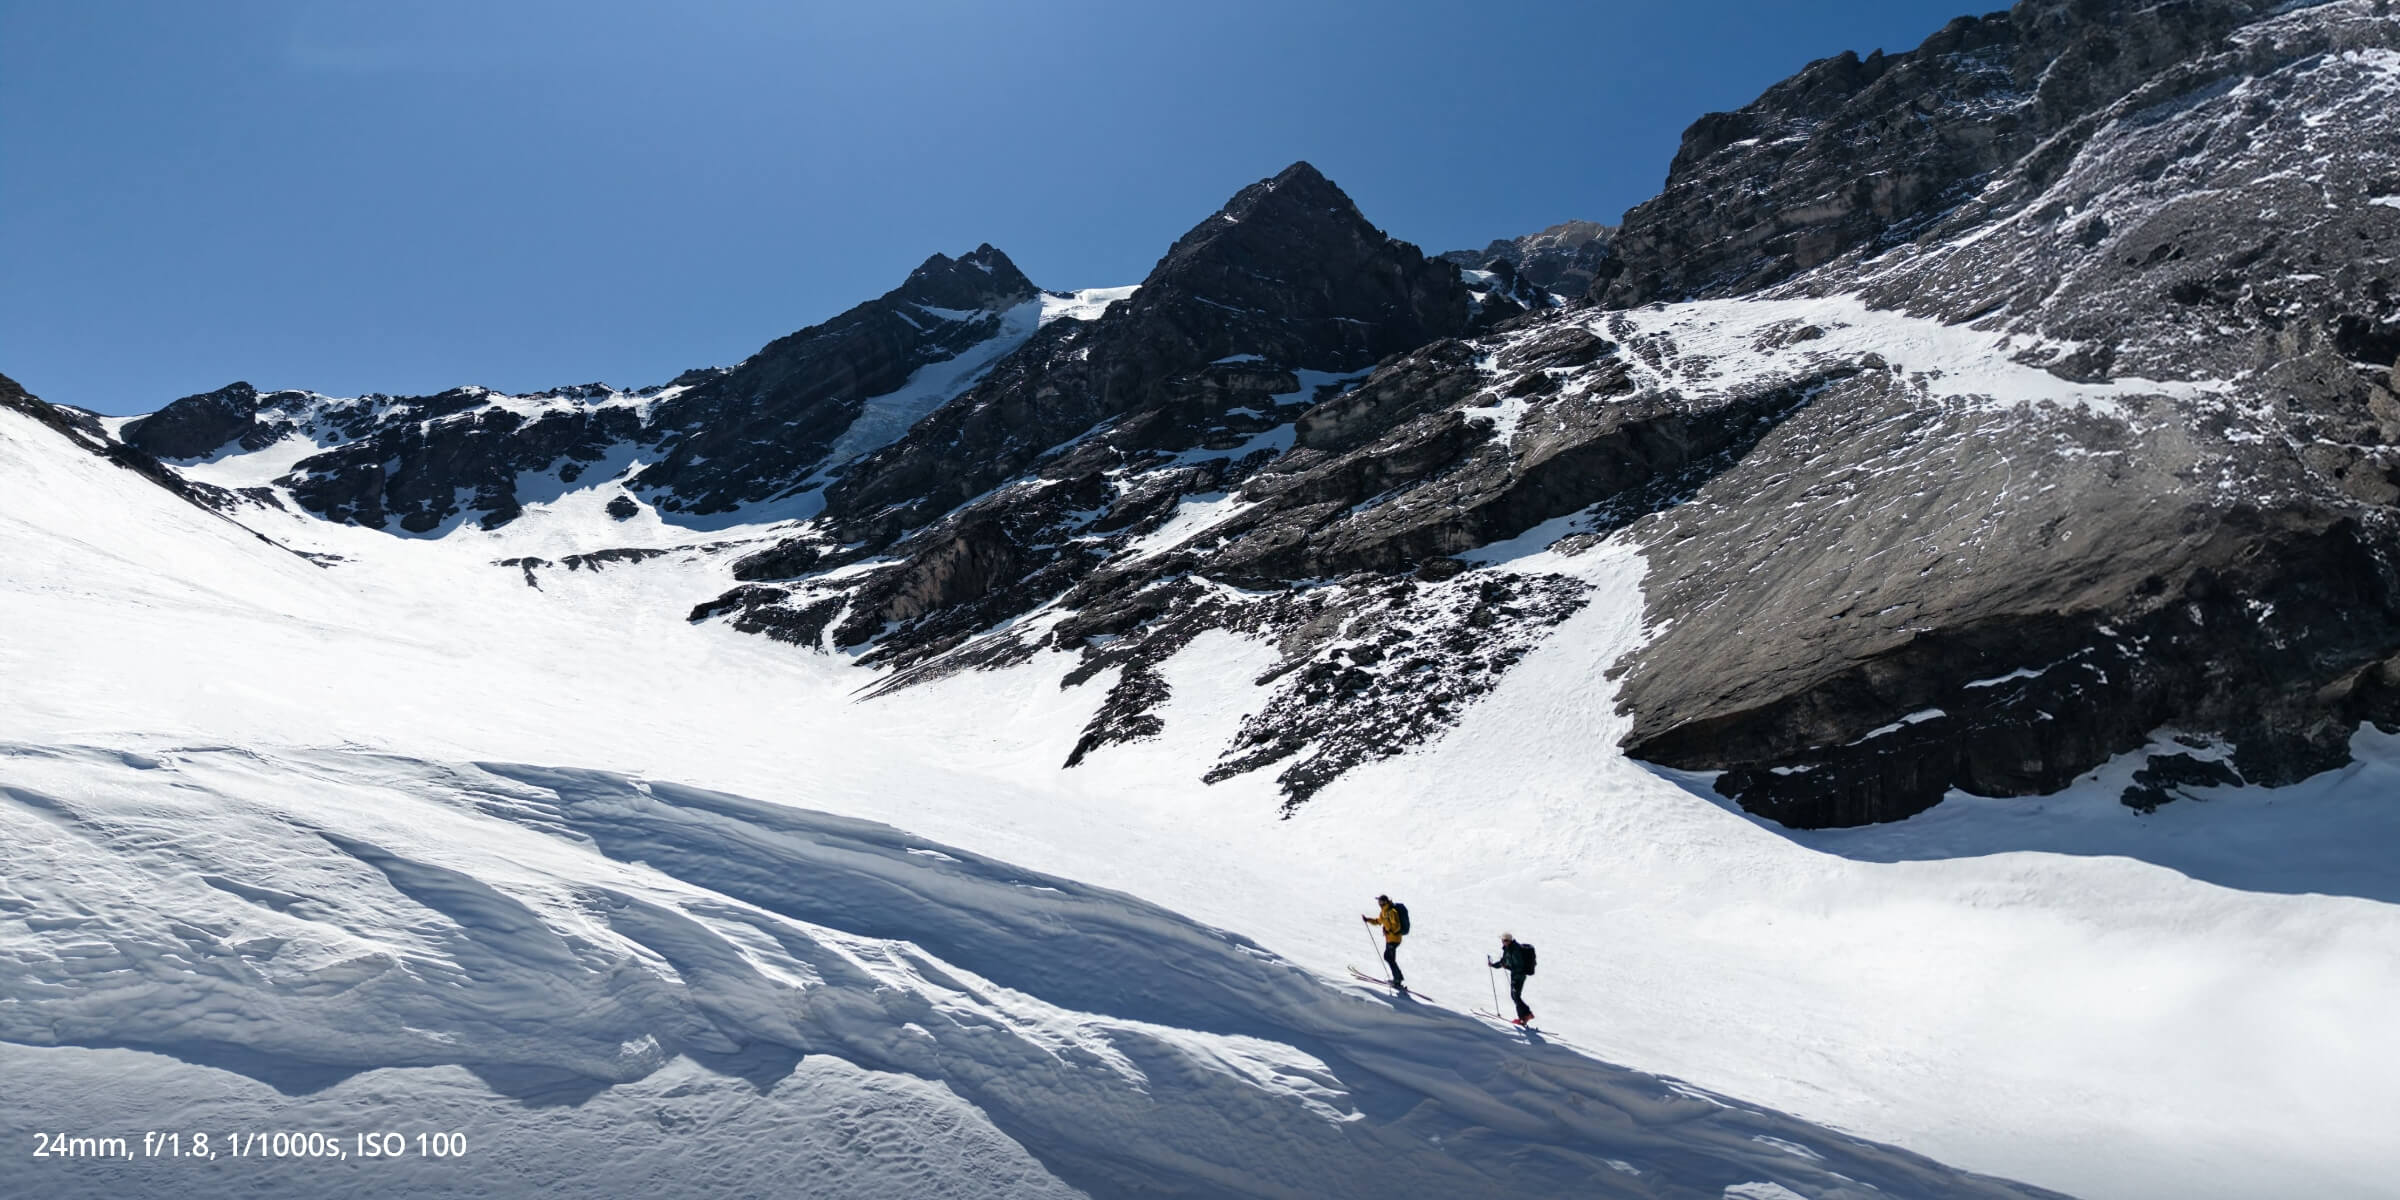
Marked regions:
[1492,943,1532,976]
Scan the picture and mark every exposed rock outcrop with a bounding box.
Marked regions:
[806,162,1476,549]
[632,245,1041,515]
[120,249,1050,533]
[1594,0,2300,308]
[93,1,2400,826]
[1602,0,2400,824]
[122,381,273,459]
[0,373,306,555]
[1441,219,1615,299]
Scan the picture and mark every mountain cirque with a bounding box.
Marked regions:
[45,0,2400,827]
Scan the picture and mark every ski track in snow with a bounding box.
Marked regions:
[8,303,2400,1198]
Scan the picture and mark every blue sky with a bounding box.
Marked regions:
[3,0,1977,414]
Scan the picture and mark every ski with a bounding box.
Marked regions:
[1347,966,1429,1000]
[1472,1009,1533,1027]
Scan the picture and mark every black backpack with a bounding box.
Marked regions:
[1518,942,1537,976]
[1392,902,1411,936]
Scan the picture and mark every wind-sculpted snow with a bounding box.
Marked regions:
[16,8,2400,1191]
[11,355,2400,1199]
[0,743,2063,1200]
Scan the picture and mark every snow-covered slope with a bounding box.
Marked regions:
[11,7,2400,1192]
[9,355,2400,1200]
[1,741,2058,1200]
[0,400,2063,1199]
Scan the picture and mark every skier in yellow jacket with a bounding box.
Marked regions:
[1361,894,1407,989]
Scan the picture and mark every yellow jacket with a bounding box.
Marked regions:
[1373,904,1403,944]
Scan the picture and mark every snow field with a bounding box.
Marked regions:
[0,742,2043,1199]
[4,1046,1083,1200]
[1602,296,2229,418]
[9,324,2400,1199]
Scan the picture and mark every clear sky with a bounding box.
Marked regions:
[3,0,1980,414]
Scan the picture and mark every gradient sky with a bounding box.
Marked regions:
[3,0,1981,414]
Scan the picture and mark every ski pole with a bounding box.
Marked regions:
[1489,959,1500,1015]
[1366,920,1387,983]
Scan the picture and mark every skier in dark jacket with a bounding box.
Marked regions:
[1489,933,1534,1024]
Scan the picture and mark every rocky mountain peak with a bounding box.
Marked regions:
[122,381,266,459]
[1117,160,1470,371]
[629,243,1044,515]
[1596,0,2400,825]
[792,163,1481,545]
[893,243,1039,312]
[1440,219,1616,300]
[1149,161,1369,280]
[1596,0,2295,306]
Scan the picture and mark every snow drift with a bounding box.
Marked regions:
[0,742,2055,1200]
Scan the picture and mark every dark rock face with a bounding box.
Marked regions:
[702,165,1689,802]
[122,382,257,458]
[121,381,314,459]
[94,4,2400,826]
[809,162,1475,548]
[1595,0,2294,307]
[499,546,674,588]
[127,248,1044,533]
[1208,326,1842,585]
[1441,219,1615,300]
[738,161,1484,592]
[1601,0,2400,825]
[702,162,1915,806]
[632,245,1040,515]
[283,396,647,533]
[2120,745,2244,812]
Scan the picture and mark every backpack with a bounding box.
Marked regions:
[1518,942,1537,976]
[1391,902,1411,936]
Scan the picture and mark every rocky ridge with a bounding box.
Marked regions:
[3,372,308,555]
[715,0,2400,824]
[1597,0,2400,824]
[700,165,1905,806]
[51,0,2400,826]
[702,164,1625,802]
[1441,219,1616,301]
[120,247,1062,533]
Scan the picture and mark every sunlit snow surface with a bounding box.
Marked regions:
[0,743,2047,1200]
[7,290,2400,1200]
[1600,295,2230,417]
[817,287,1138,474]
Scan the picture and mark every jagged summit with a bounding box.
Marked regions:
[1148,161,1360,276]
[797,164,1479,544]
[122,381,267,459]
[633,243,1045,513]
[1440,220,1616,301]
[96,243,1063,530]
[1110,161,1470,370]
[895,243,1039,311]
[1596,0,2304,306]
